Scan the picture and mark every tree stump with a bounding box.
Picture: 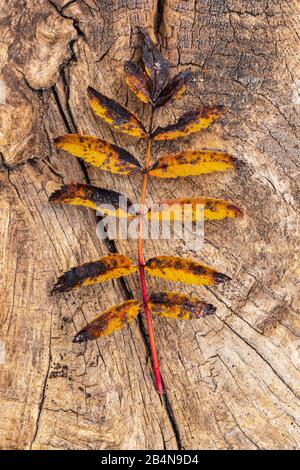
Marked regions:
[0,0,299,450]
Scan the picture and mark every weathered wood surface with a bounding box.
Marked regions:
[0,0,300,450]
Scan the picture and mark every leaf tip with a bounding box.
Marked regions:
[87,86,96,98]
[204,303,217,316]
[214,272,232,284]
[216,104,226,113]
[49,189,61,204]
[73,330,91,343]
[123,60,132,72]
[228,203,244,217]
[232,157,246,174]
[49,184,76,205]
[50,280,66,295]
[50,284,61,295]
[53,136,64,148]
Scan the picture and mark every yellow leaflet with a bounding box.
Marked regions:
[145,255,231,286]
[148,150,236,178]
[149,291,216,319]
[52,195,129,218]
[88,86,148,138]
[152,106,225,141]
[52,254,137,293]
[49,183,133,219]
[147,197,243,221]
[55,134,141,175]
[73,300,141,342]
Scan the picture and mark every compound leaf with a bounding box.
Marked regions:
[148,149,237,178]
[147,197,243,221]
[124,61,152,104]
[140,28,169,100]
[52,254,137,294]
[73,300,141,343]
[50,183,133,218]
[149,291,216,319]
[155,70,192,107]
[88,86,148,138]
[151,106,225,141]
[145,256,231,286]
[54,134,141,175]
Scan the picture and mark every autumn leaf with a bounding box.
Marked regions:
[54,134,141,175]
[52,254,137,294]
[46,26,242,396]
[149,291,216,319]
[140,28,169,100]
[145,256,231,286]
[147,197,243,221]
[73,300,141,342]
[148,149,237,178]
[124,61,152,104]
[151,106,225,140]
[155,70,192,107]
[87,86,148,138]
[49,183,133,218]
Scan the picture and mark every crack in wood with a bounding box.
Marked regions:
[155,0,165,37]
[29,309,53,449]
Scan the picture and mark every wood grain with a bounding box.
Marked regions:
[0,0,300,449]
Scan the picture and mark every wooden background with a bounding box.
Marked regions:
[0,0,300,450]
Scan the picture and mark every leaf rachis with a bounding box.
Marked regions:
[137,108,164,394]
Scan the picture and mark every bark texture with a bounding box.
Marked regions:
[0,0,300,450]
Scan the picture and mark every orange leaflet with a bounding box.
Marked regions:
[73,300,141,342]
[54,134,141,175]
[88,86,148,138]
[145,256,231,286]
[149,291,216,319]
[151,106,225,140]
[148,149,237,178]
[52,254,138,294]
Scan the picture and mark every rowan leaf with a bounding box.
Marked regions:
[73,300,141,342]
[87,86,148,138]
[151,106,225,141]
[54,134,141,175]
[155,70,192,107]
[148,149,237,178]
[124,61,152,104]
[147,197,243,221]
[140,28,169,100]
[49,183,133,218]
[52,254,137,294]
[149,291,216,319]
[145,256,231,286]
